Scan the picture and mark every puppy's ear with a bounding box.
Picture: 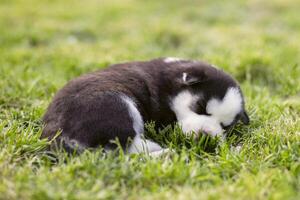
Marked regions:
[180,72,208,85]
[240,111,250,125]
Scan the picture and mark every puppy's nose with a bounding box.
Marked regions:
[221,123,238,132]
[221,123,230,129]
[240,111,250,125]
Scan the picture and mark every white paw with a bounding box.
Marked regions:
[180,116,202,134]
[201,117,223,136]
[180,115,223,137]
[149,148,174,158]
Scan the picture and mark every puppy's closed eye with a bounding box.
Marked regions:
[194,100,210,116]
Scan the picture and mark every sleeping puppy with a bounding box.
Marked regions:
[41,57,249,155]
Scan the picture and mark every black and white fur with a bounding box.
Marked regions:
[41,57,249,155]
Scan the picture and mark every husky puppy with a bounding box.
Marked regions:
[41,57,249,155]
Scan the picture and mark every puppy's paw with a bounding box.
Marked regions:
[149,148,174,158]
[180,117,203,136]
[201,117,223,137]
[180,115,223,137]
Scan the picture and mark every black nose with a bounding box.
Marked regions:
[221,123,232,130]
[240,111,250,125]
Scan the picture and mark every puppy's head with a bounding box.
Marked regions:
[178,61,249,130]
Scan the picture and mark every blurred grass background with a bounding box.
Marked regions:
[0,0,299,199]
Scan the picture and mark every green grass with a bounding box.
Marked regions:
[0,0,299,199]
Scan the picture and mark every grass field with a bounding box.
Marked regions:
[0,0,299,199]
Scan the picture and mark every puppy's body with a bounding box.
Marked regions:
[42,58,249,154]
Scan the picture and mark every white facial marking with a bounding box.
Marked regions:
[211,64,220,69]
[206,87,242,126]
[171,90,223,136]
[164,57,182,63]
[121,95,144,135]
[182,72,188,82]
[171,90,199,120]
